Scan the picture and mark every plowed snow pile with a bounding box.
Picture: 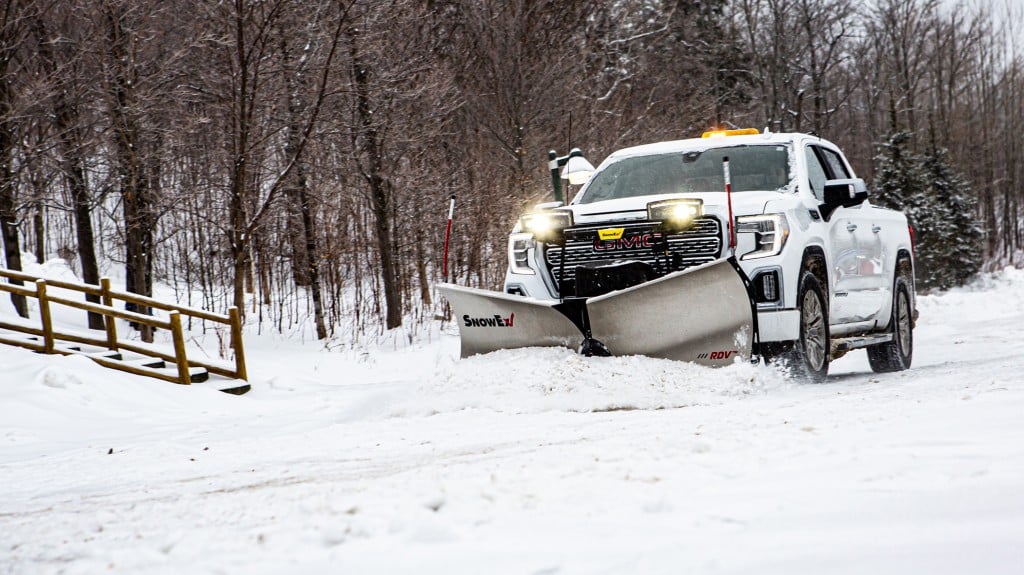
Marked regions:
[401,347,789,416]
[2,269,1024,574]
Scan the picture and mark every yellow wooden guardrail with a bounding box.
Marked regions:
[0,268,246,386]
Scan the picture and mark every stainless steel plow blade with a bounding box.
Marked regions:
[436,284,584,357]
[438,258,755,366]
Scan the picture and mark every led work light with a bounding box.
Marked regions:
[520,210,573,244]
[647,199,703,234]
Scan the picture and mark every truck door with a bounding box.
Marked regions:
[818,146,888,322]
[805,145,878,324]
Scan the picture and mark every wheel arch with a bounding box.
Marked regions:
[801,246,829,302]
[894,248,917,326]
[895,248,914,278]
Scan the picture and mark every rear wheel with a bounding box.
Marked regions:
[867,270,913,372]
[782,270,830,382]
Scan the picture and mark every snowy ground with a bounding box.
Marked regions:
[2,268,1024,574]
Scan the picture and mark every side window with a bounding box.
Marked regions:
[820,148,851,179]
[805,146,828,202]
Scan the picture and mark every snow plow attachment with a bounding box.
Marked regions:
[439,258,756,366]
[435,284,584,357]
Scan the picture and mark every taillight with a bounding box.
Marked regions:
[908,225,915,253]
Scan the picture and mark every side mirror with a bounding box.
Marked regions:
[821,178,868,219]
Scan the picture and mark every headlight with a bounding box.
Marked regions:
[647,199,703,233]
[520,210,573,244]
[736,213,790,259]
[508,232,535,275]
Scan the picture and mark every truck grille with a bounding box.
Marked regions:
[544,218,723,291]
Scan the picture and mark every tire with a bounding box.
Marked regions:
[867,269,914,373]
[781,270,830,382]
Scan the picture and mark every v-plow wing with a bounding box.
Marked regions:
[438,258,756,367]
[436,283,584,357]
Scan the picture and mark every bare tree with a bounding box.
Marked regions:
[733,0,854,133]
[3,0,1021,343]
[277,4,336,339]
[96,0,172,340]
[199,0,345,316]
[0,0,39,317]
[34,7,104,329]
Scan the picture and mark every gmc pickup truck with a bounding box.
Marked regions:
[498,129,916,380]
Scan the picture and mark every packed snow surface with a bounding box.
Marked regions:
[3,268,1024,574]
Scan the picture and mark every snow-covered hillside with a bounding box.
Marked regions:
[2,269,1024,574]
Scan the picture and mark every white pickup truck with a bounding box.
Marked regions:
[496,129,916,380]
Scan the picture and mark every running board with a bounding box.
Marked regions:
[831,333,893,356]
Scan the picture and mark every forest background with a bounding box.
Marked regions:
[0,0,1020,345]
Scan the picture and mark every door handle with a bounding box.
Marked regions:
[872,225,882,234]
[846,223,858,232]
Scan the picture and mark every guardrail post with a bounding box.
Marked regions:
[100,278,118,351]
[36,280,55,354]
[228,306,247,381]
[169,311,190,385]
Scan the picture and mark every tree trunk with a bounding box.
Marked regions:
[299,184,327,339]
[279,28,327,338]
[350,25,402,330]
[60,127,103,330]
[104,3,155,341]
[0,44,27,317]
[0,166,27,318]
[32,202,44,264]
[413,199,431,306]
[229,0,251,315]
[230,172,247,313]
[0,152,27,318]
[36,17,103,329]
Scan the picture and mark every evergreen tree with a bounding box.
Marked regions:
[873,132,928,210]
[874,132,982,290]
[873,132,940,289]
[921,146,984,289]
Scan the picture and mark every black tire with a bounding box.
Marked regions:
[782,270,830,382]
[867,270,914,373]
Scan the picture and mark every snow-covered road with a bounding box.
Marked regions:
[2,270,1024,574]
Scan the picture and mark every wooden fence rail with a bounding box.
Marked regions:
[0,268,246,386]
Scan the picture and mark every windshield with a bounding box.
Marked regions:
[579,144,792,204]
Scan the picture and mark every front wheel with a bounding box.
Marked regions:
[867,273,913,372]
[781,270,830,382]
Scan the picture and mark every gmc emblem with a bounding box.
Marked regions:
[593,233,659,251]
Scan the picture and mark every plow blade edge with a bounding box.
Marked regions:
[586,258,754,366]
[439,258,754,366]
